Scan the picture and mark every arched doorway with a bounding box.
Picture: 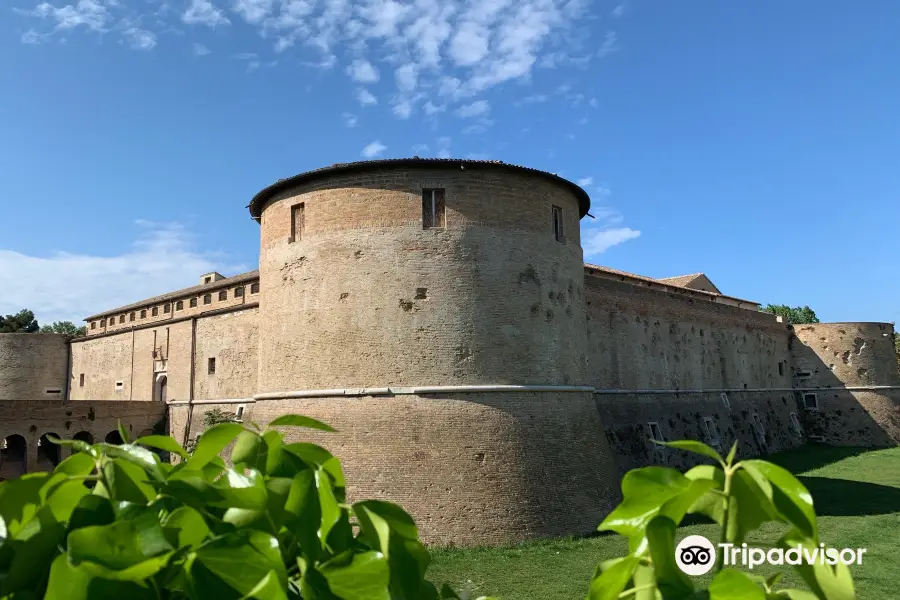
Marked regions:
[73,431,94,445]
[0,435,27,479]
[105,430,124,445]
[37,433,61,470]
[154,374,168,403]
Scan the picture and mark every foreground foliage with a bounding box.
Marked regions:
[0,415,492,599]
[590,440,856,600]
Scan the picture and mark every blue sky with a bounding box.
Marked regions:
[1,0,899,325]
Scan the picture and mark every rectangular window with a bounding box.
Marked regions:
[753,413,765,436]
[203,294,212,305]
[648,422,664,442]
[803,393,818,410]
[91,322,96,330]
[176,300,183,311]
[796,369,812,379]
[44,389,61,396]
[703,416,720,444]
[204,276,211,284]
[236,405,245,420]
[129,312,135,322]
[250,283,260,294]
[119,315,125,324]
[152,307,159,316]
[100,319,106,327]
[778,361,784,376]
[219,290,227,301]
[235,286,244,297]
[140,309,147,319]
[422,189,446,229]
[290,202,305,242]
[79,373,85,387]
[720,392,730,409]
[164,303,171,313]
[552,205,564,242]
[190,297,198,308]
[208,357,216,374]
[115,380,124,390]
[790,412,802,434]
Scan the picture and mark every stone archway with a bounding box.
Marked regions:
[73,431,94,444]
[37,433,61,470]
[105,430,124,445]
[0,435,27,479]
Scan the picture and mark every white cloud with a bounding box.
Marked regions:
[28,0,110,31]
[342,112,358,127]
[0,221,248,324]
[193,42,211,56]
[346,58,379,83]
[412,143,429,154]
[611,2,627,18]
[589,97,598,108]
[122,27,156,50]
[581,206,640,258]
[449,21,489,66]
[583,227,641,256]
[597,31,618,58]
[232,0,272,24]
[356,88,377,106]
[515,94,548,106]
[395,63,418,93]
[361,140,387,158]
[21,29,44,44]
[183,0,229,27]
[576,176,593,187]
[422,101,445,115]
[455,99,490,118]
[595,184,611,197]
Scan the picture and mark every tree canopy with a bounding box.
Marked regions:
[0,309,39,333]
[762,304,820,324]
[40,320,88,338]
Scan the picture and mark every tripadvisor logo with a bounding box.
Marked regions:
[675,535,868,576]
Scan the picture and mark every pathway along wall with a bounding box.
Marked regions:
[791,322,900,446]
[249,161,620,545]
[0,334,69,400]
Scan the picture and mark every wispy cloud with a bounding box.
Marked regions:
[25,0,110,31]
[122,27,156,50]
[183,0,229,27]
[342,112,358,127]
[193,42,211,56]
[597,31,618,58]
[346,58,379,83]
[611,2,627,18]
[456,100,490,118]
[515,94,548,106]
[361,140,387,158]
[582,206,641,258]
[356,88,377,106]
[232,0,272,24]
[0,221,248,323]
[577,176,593,187]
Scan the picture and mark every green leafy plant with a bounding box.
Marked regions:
[0,414,495,599]
[589,440,856,600]
[183,409,240,454]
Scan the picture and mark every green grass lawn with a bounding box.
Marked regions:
[428,445,900,599]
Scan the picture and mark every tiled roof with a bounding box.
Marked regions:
[248,157,592,219]
[656,273,703,287]
[84,270,259,321]
[583,263,757,305]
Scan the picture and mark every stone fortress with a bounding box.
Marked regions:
[1,158,899,545]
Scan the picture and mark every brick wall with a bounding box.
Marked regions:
[0,334,69,400]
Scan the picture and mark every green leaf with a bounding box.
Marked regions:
[187,423,246,470]
[44,478,89,524]
[645,517,692,598]
[0,473,51,536]
[778,532,855,600]
[52,452,96,477]
[354,504,392,557]
[771,590,819,600]
[316,468,342,549]
[742,461,817,540]
[726,469,777,544]
[47,435,95,456]
[726,442,738,466]
[352,500,419,540]
[67,509,174,580]
[190,531,287,600]
[283,470,322,559]
[598,467,691,545]
[656,439,724,465]
[320,550,391,600]
[117,421,131,444]
[267,414,335,432]
[67,495,115,533]
[709,569,766,599]
[44,554,156,600]
[0,506,67,596]
[232,430,268,471]
[239,570,289,600]
[211,469,269,510]
[136,434,189,459]
[163,506,211,549]
[101,458,157,503]
[586,556,639,600]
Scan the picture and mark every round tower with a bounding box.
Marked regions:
[791,322,900,446]
[0,334,69,400]
[247,158,620,545]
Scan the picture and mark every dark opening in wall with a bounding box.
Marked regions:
[778,361,784,376]
[190,298,198,308]
[219,290,227,301]
[79,374,84,387]
[208,357,216,375]
[164,304,171,314]
[290,202,305,243]
[119,315,125,323]
[648,422,663,442]
[203,294,212,305]
[422,189,446,229]
[91,322,96,330]
[250,283,259,294]
[152,307,159,317]
[176,301,183,311]
[552,205,564,242]
[803,393,818,410]
[235,286,244,297]
[129,312,135,322]
[204,276,211,284]
[140,309,147,319]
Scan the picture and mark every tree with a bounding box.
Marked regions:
[0,309,39,333]
[763,304,820,324]
[40,320,87,338]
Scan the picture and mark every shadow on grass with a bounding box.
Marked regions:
[800,476,900,516]
[765,443,874,474]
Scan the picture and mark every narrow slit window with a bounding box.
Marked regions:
[208,357,216,374]
[703,416,720,443]
[648,422,663,443]
[236,405,245,420]
[778,361,784,376]
[422,189,446,229]
[796,369,812,379]
[720,392,730,409]
[290,203,305,242]
[790,412,802,434]
[79,373,85,387]
[552,205,564,242]
[753,413,765,436]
